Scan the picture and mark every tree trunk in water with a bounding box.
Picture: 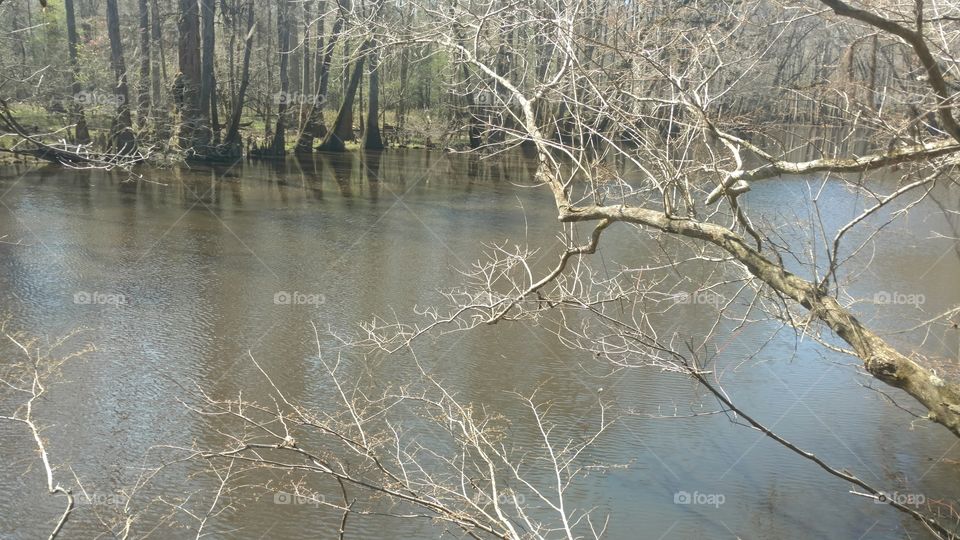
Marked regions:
[263,4,273,142]
[397,45,409,136]
[136,0,151,130]
[358,71,364,139]
[64,0,90,144]
[362,47,383,150]
[289,4,302,109]
[106,0,136,154]
[453,24,480,149]
[177,0,209,154]
[210,74,221,145]
[153,0,168,82]
[150,0,168,139]
[269,0,291,156]
[339,38,354,142]
[317,51,365,152]
[296,9,341,153]
[200,0,216,143]
[224,0,254,151]
[300,0,312,130]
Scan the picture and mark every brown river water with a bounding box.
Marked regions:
[0,150,958,539]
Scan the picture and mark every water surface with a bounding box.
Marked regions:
[0,150,958,539]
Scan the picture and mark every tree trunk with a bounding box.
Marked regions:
[224,0,254,151]
[263,3,273,142]
[150,0,168,139]
[453,23,480,149]
[177,0,210,154]
[200,0,216,141]
[300,0,313,131]
[317,49,365,152]
[339,38,354,142]
[295,6,341,153]
[362,46,383,150]
[64,0,90,144]
[11,7,26,96]
[153,0,168,82]
[397,45,409,136]
[136,0,151,130]
[210,74,221,145]
[106,0,136,154]
[269,0,291,156]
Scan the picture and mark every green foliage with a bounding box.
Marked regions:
[28,0,68,61]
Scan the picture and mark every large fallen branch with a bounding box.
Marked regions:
[0,98,146,169]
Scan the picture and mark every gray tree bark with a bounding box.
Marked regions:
[64,0,90,144]
[177,0,210,154]
[136,0,151,130]
[317,42,367,152]
[106,0,136,153]
[362,46,383,150]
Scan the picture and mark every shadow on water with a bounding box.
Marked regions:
[363,150,383,202]
[319,151,355,200]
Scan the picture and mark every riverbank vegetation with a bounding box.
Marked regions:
[0,0,955,163]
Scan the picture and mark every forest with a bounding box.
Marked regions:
[0,0,949,162]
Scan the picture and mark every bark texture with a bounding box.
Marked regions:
[317,44,367,152]
[106,0,136,153]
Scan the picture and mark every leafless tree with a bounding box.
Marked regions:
[352,0,960,435]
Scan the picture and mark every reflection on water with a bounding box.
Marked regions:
[0,150,958,539]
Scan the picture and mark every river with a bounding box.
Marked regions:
[0,150,958,539]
